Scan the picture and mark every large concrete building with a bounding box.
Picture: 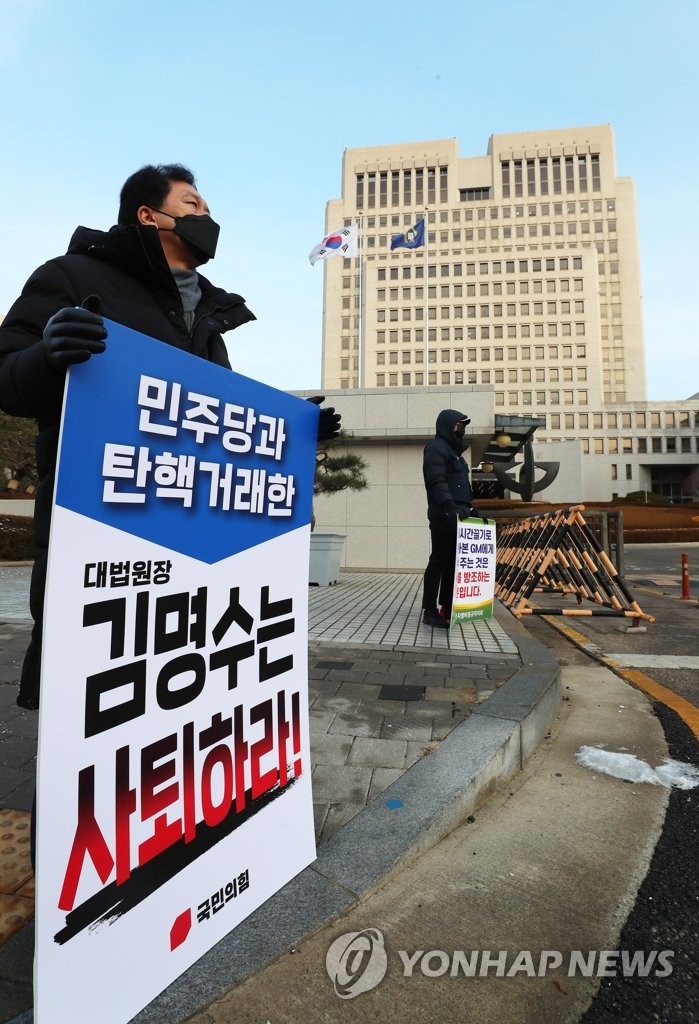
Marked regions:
[317,126,698,514]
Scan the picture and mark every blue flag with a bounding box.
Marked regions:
[390,217,425,251]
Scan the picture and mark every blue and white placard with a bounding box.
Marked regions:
[35,320,318,1023]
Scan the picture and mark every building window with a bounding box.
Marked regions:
[514,160,523,197]
[427,167,436,204]
[527,160,536,196]
[379,171,388,207]
[578,155,588,192]
[415,168,424,206]
[611,464,617,480]
[652,437,662,453]
[501,161,510,198]
[591,154,601,191]
[625,465,633,481]
[461,185,490,201]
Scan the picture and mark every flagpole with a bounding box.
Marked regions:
[357,214,364,388]
[423,209,429,384]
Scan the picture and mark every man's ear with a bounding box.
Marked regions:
[137,205,158,226]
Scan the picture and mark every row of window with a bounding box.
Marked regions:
[374,322,587,339]
[366,339,590,361]
[374,257,585,281]
[374,352,589,380]
[360,243,616,279]
[365,220,616,249]
[371,372,592,398]
[584,437,696,455]
[372,278,608,304]
[355,167,449,209]
[376,300,587,320]
[547,411,699,430]
[362,199,615,228]
[371,329,589,350]
[501,154,601,198]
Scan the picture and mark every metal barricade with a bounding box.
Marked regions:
[494,505,652,621]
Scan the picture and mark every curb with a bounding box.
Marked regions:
[124,613,561,1024]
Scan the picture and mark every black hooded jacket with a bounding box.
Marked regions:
[423,409,473,522]
[0,222,255,708]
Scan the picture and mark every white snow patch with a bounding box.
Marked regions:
[575,747,699,789]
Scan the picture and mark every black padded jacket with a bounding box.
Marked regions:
[0,222,255,707]
[422,408,473,522]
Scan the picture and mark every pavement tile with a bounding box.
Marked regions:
[327,712,385,739]
[314,695,360,714]
[309,734,352,765]
[432,720,461,741]
[0,737,37,771]
[318,801,364,842]
[0,686,22,710]
[0,713,38,740]
[312,802,329,841]
[0,776,35,812]
[311,764,372,803]
[405,739,435,768]
[335,681,385,701]
[379,717,433,742]
[368,767,404,799]
[347,737,407,769]
[308,709,335,732]
[324,669,369,684]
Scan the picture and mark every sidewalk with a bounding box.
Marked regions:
[0,566,560,1024]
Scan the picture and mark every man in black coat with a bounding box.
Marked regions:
[0,163,339,710]
[421,408,480,628]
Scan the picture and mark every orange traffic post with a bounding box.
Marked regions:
[681,553,691,600]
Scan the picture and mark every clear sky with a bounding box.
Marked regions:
[1,0,696,400]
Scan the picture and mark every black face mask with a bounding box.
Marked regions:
[154,210,220,265]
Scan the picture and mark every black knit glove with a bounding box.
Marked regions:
[466,505,490,525]
[42,295,106,371]
[307,395,342,444]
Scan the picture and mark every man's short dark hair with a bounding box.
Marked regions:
[118,164,196,225]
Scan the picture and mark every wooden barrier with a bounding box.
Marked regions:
[495,505,654,621]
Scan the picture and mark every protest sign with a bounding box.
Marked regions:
[34,320,318,1023]
[450,517,497,627]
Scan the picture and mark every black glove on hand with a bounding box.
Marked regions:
[467,506,490,525]
[43,295,107,372]
[307,395,342,444]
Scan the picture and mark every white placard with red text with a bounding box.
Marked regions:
[35,320,318,1023]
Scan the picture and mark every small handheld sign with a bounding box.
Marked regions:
[450,516,497,628]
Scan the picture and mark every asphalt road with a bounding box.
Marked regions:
[526,543,699,1024]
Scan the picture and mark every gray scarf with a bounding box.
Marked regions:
[171,268,202,333]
